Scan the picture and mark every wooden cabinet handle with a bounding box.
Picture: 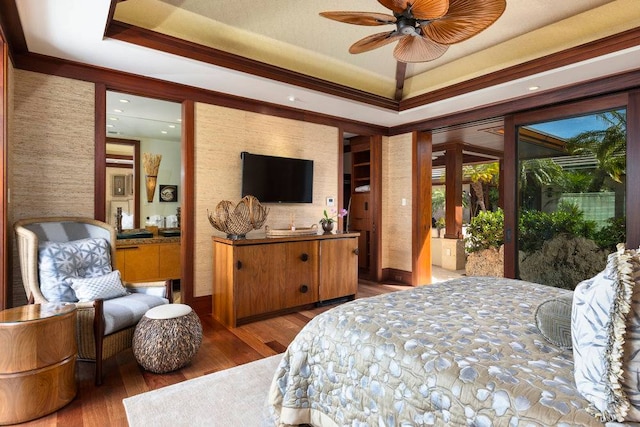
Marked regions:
[236,260,242,270]
[299,284,309,293]
[300,253,309,262]
[353,248,360,255]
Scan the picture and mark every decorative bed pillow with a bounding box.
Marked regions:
[572,244,637,422]
[535,293,573,349]
[38,237,113,302]
[70,270,127,302]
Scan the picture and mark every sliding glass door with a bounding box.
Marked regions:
[516,109,626,289]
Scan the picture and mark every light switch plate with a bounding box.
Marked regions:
[326,197,335,207]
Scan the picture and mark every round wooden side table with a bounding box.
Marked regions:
[0,303,77,425]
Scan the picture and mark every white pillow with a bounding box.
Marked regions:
[38,237,113,302]
[572,244,637,422]
[70,270,127,302]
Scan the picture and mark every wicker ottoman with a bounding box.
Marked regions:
[132,304,203,374]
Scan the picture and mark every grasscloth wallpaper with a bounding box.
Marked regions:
[194,103,339,298]
[9,70,95,306]
[382,134,413,273]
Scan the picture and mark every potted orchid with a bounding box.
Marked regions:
[320,208,348,233]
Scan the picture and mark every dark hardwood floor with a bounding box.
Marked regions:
[15,281,406,427]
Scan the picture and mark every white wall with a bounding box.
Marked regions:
[139,138,181,223]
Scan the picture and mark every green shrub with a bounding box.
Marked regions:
[465,201,617,255]
[593,216,626,252]
[518,202,597,253]
[465,209,504,253]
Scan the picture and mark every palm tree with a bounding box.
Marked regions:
[518,158,563,210]
[464,162,499,214]
[519,158,563,190]
[565,110,626,192]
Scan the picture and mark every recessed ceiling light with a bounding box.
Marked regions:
[168,125,176,129]
[528,86,540,91]
[113,108,123,113]
[109,117,118,121]
[119,99,130,103]
[176,118,182,122]
[106,124,114,128]
[161,130,168,134]
[287,95,296,102]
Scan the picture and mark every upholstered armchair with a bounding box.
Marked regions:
[14,217,172,385]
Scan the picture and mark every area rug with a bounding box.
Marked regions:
[123,354,282,426]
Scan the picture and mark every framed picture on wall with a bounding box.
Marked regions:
[112,175,126,196]
[159,184,178,202]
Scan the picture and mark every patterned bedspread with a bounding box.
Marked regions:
[268,277,603,426]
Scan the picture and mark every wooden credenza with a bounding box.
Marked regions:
[212,232,359,328]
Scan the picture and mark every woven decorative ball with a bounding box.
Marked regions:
[132,304,203,374]
[207,195,269,239]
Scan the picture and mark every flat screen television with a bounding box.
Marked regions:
[241,152,313,203]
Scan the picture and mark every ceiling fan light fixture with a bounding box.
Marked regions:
[396,18,418,35]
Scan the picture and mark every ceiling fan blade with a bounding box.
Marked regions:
[423,0,506,44]
[408,0,450,20]
[377,0,411,15]
[319,11,396,26]
[393,35,449,63]
[350,31,404,54]
[378,0,449,19]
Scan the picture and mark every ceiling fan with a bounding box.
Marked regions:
[320,0,506,63]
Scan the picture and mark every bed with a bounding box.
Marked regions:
[267,276,605,426]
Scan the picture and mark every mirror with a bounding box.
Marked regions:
[105,91,182,230]
[106,138,140,228]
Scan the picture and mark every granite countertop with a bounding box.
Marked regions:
[116,236,181,246]
[115,228,181,246]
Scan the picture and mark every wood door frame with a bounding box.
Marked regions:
[0,36,7,309]
[95,86,196,309]
[369,134,383,282]
[412,131,432,286]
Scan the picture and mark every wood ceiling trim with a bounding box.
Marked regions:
[105,20,399,111]
[432,142,503,159]
[0,0,27,61]
[390,67,640,135]
[399,26,640,112]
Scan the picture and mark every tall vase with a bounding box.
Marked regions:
[145,175,157,202]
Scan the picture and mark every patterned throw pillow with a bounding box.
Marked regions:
[70,270,127,302]
[38,237,113,302]
[535,293,573,349]
[572,244,637,422]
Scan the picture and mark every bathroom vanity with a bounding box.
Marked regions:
[115,230,181,282]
